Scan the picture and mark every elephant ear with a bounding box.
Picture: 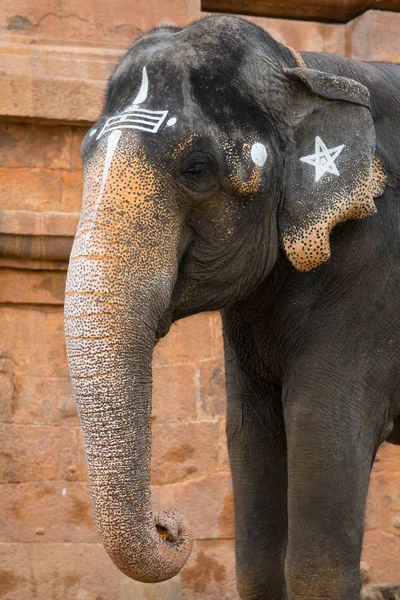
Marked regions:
[280,67,386,272]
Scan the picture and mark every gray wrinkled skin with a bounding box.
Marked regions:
[65,14,400,598]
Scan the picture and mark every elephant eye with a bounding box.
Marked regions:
[179,151,219,197]
[182,152,211,177]
[185,155,209,175]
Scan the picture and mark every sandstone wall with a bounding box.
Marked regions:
[0,1,399,598]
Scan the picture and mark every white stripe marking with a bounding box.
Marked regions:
[97,129,122,201]
[131,66,148,106]
[95,66,176,140]
[89,129,122,237]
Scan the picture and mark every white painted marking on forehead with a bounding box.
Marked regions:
[132,66,149,106]
[251,143,268,167]
[89,129,122,237]
[98,129,122,200]
[96,66,177,139]
[97,109,168,139]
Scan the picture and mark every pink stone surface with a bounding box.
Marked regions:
[0,3,399,598]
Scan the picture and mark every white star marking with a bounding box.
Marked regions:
[300,136,345,182]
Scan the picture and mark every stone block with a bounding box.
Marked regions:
[29,46,120,81]
[0,481,97,543]
[0,357,16,423]
[216,418,230,471]
[0,306,69,378]
[198,357,226,419]
[0,257,69,271]
[69,126,87,171]
[0,542,129,599]
[0,166,63,212]
[0,424,79,483]
[365,474,379,531]
[151,421,221,485]
[76,426,88,470]
[154,313,220,367]
[0,45,31,76]
[348,10,400,62]
[363,529,400,585]
[0,210,78,262]
[208,311,225,357]
[152,363,198,423]
[0,41,121,81]
[0,233,73,261]
[1,0,61,38]
[61,169,83,213]
[247,15,346,55]
[0,123,71,170]
[9,375,77,425]
[32,76,105,123]
[0,269,66,304]
[0,72,33,119]
[374,442,400,473]
[0,43,120,121]
[0,210,79,236]
[121,576,182,600]
[375,472,400,534]
[181,539,238,600]
[0,0,201,45]
[0,72,105,123]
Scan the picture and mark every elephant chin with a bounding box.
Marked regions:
[64,143,193,582]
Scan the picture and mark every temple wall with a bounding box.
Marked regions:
[0,2,399,597]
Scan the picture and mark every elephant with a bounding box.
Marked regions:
[64,14,400,600]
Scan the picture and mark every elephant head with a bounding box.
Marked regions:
[64,16,385,583]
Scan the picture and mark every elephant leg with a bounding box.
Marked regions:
[283,373,379,600]
[225,354,288,600]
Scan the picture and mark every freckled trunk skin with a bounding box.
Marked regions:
[64,142,193,582]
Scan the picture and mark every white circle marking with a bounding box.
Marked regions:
[89,129,98,137]
[166,117,177,127]
[251,143,267,167]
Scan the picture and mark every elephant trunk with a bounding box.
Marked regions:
[64,139,193,582]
